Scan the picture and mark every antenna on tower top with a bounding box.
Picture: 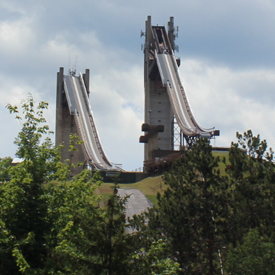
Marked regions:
[74,55,78,73]
[69,55,77,76]
[68,51,71,73]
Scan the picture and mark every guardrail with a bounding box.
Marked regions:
[74,109,96,168]
[157,52,196,135]
[155,50,165,85]
[170,54,215,132]
[78,73,113,167]
[166,80,194,134]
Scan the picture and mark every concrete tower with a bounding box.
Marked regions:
[55,67,90,175]
[140,16,179,165]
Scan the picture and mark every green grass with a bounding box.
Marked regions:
[212,151,229,176]
[97,175,165,206]
[97,151,230,206]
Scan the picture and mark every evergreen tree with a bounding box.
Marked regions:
[145,131,275,274]
[146,138,227,274]
[224,130,275,247]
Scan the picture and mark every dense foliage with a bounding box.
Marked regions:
[0,157,12,182]
[0,95,179,274]
[226,228,275,274]
[136,131,275,275]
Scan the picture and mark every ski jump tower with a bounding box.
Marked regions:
[140,16,219,168]
[56,67,86,175]
[56,67,120,175]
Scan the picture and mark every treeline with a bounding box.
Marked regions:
[1,95,275,274]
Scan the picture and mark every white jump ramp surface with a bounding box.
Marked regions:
[117,189,153,234]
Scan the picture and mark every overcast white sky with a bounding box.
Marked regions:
[1,0,275,171]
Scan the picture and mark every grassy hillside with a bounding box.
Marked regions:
[97,175,165,206]
[212,151,229,176]
[97,151,230,206]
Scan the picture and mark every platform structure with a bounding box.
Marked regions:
[55,67,121,175]
[140,16,219,170]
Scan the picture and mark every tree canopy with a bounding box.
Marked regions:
[0,94,180,274]
[134,132,275,274]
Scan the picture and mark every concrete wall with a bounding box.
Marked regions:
[148,77,173,150]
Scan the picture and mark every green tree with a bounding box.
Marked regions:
[223,130,275,247]
[6,94,62,184]
[0,94,61,274]
[225,228,275,274]
[0,94,138,274]
[145,131,275,274]
[0,156,12,182]
[145,138,227,274]
[132,238,181,275]
[0,94,149,275]
[46,176,133,275]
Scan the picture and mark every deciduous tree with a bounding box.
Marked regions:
[0,94,143,274]
[0,156,12,182]
[0,95,63,274]
[225,228,275,274]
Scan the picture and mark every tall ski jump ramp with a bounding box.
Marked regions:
[140,16,219,171]
[55,67,121,175]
